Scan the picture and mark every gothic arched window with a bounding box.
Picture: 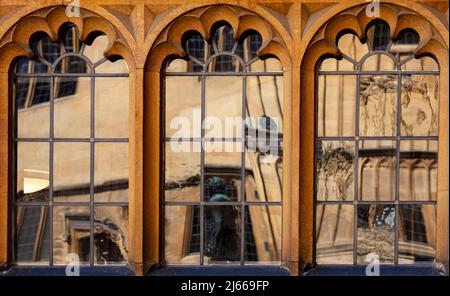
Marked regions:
[163,24,283,265]
[13,23,130,266]
[315,21,439,265]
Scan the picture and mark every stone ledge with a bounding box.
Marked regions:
[0,266,135,276]
[149,266,292,276]
[303,264,447,276]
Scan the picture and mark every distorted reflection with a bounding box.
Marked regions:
[205,76,242,137]
[366,21,390,51]
[95,77,130,138]
[164,203,281,264]
[204,205,241,264]
[31,35,59,64]
[245,67,283,212]
[60,25,82,53]
[401,56,438,71]
[399,140,438,201]
[401,75,439,136]
[399,204,436,263]
[318,75,356,137]
[54,77,91,138]
[16,206,50,264]
[214,25,235,52]
[246,74,283,124]
[94,206,128,264]
[316,141,355,201]
[391,29,420,61]
[359,141,396,201]
[205,176,233,202]
[164,24,283,266]
[15,57,34,73]
[316,20,439,266]
[320,57,355,71]
[83,35,108,63]
[248,57,283,72]
[95,143,129,203]
[209,55,242,72]
[245,205,281,263]
[53,206,90,265]
[204,142,241,200]
[173,25,266,73]
[236,33,262,62]
[357,205,395,264]
[209,26,241,72]
[54,56,89,73]
[165,76,201,138]
[245,151,282,202]
[165,206,201,264]
[316,205,353,264]
[359,75,397,137]
[337,33,368,62]
[186,33,208,64]
[14,77,51,138]
[13,23,130,266]
[361,54,396,71]
[165,59,190,72]
[16,142,49,202]
[53,143,90,202]
[95,58,129,74]
[165,142,200,202]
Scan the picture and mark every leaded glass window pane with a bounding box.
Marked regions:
[316,21,438,265]
[164,25,283,265]
[12,23,130,266]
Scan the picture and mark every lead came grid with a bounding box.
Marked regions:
[315,24,439,265]
[164,27,283,266]
[12,27,129,266]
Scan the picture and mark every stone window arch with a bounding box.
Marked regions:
[0,6,134,267]
[301,3,448,267]
[143,4,291,269]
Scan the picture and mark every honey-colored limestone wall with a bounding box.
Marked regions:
[0,0,448,275]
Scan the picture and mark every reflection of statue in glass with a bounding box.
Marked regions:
[204,177,240,261]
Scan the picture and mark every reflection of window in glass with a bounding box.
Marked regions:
[398,204,436,263]
[12,23,130,266]
[163,24,283,266]
[315,21,439,265]
[16,25,88,109]
[15,206,50,264]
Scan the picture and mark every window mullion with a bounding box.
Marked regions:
[49,75,54,267]
[240,76,247,265]
[89,75,95,266]
[394,73,402,265]
[200,74,206,266]
[353,72,361,265]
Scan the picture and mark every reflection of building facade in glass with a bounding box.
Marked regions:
[13,26,130,265]
[315,21,439,265]
[0,1,447,276]
[164,25,283,265]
